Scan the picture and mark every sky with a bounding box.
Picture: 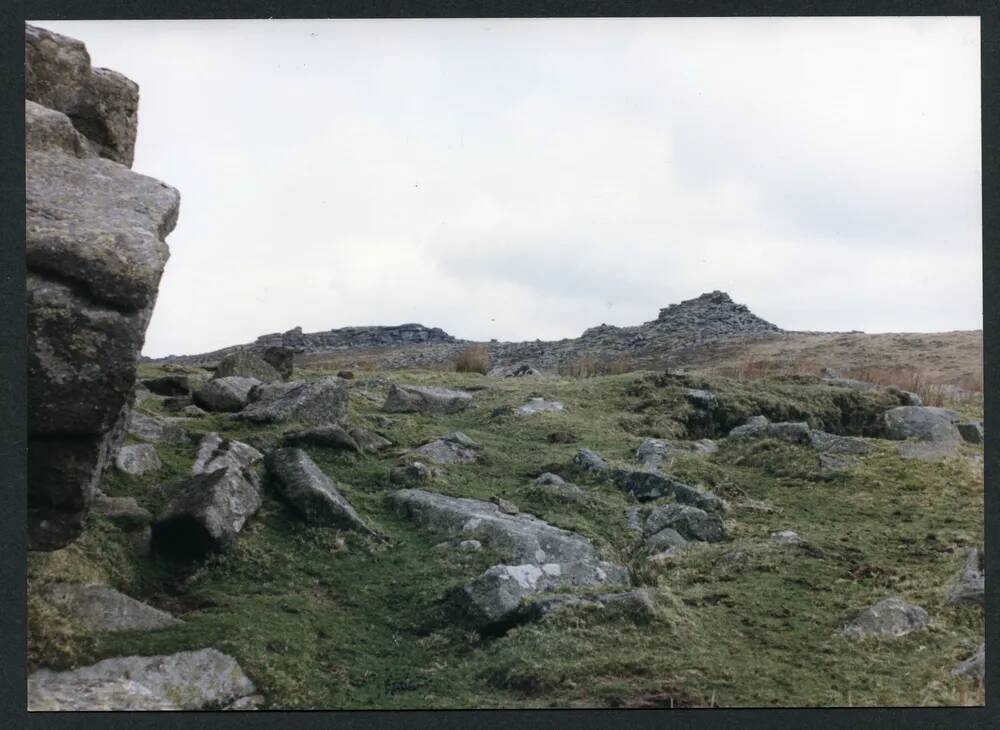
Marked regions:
[34,18,982,357]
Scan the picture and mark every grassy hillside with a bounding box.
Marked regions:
[27,365,985,708]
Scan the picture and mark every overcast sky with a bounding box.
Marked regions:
[35,18,982,357]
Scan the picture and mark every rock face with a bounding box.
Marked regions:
[26,24,180,550]
[38,582,181,632]
[265,448,383,538]
[115,443,162,475]
[641,503,726,543]
[391,489,628,629]
[382,384,473,414]
[151,468,262,560]
[236,377,348,426]
[193,376,261,412]
[256,323,456,352]
[212,350,282,383]
[839,598,929,638]
[27,648,256,711]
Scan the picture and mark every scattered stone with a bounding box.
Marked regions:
[349,427,393,453]
[646,527,688,552]
[262,345,294,380]
[728,418,811,444]
[488,363,543,377]
[636,438,717,469]
[613,470,724,512]
[534,472,566,486]
[27,648,256,711]
[213,350,282,383]
[716,550,750,566]
[684,388,717,411]
[191,433,263,476]
[152,468,262,560]
[142,375,193,397]
[771,529,803,545]
[115,443,162,475]
[574,448,610,472]
[818,453,857,472]
[458,539,483,551]
[236,377,349,426]
[957,421,984,445]
[642,503,726,542]
[882,406,962,443]
[951,643,985,681]
[181,404,207,417]
[839,597,929,638]
[391,489,628,629]
[127,410,186,443]
[808,430,870,454]
[413,432,481,465]
[390,461,437,485]
[283,424,361,452]
[491,496,519,514]
[517,397,565,415]
[38,582,181,632]
[266,448,383,539]
[193,376,261,412]
[382,384,473,414]
[948,549,984,606]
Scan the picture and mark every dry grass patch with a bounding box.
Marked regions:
[454,345,491,374]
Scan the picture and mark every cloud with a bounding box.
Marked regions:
[33,18,981,356]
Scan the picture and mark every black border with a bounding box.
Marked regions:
[2,2,996,729]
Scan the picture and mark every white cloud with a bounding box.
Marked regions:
[33,17,981,356]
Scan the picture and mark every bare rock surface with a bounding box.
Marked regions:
[38,582,181,632]
[808,431,870,454]
[212,350,282,383]
[191,432,263,475]
[115,443,162,475]
[27,648,256,711]
[236,377,348,426]
[266,448,383,538]
[728,417,811,444]
[882,406,962,443]
[26,23,180,550]
[283,424,361,452]
[193,376,260,412]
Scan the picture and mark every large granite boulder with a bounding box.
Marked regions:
[265,448,383,539]
[391,489,628,630]
[191,432,263,476]
[37,582,181,633]
[262,345,294,380]
[27,648,256,711]
[882,406,962,443]
[193,376,260,412]
[382,384,472,414]
[26,24,180,550]
[151,468,261,560]
[212,350,282,383]
[236,377,348,426]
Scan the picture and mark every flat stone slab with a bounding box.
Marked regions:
[382,384,472,414]
[808,430,870,454]
[282,423,360,452]
[839,597,929,638]
[517,397,565,415]
[27,648,256,711]
[236,376,348,426]
[38,582,181,633]
[266,448,383,539]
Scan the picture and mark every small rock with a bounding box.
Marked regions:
[643,503,726,542]
[839,597,929,638]
[38,582,181,632]
[948,548,984,606]
[883,406,962,443]
[809,430,870,454]
[491,496,518,514]
[458,539,483,551]
[951,643,985,681]
[517,397,565,415]
[337,370,355,380]
[574,448,610,472]
[646,527,688,552]
[534,472,566,486]
[390,461,437,485]
[684,388,717,411]
[818,453,857,472]
[191,432,263,476]
[729,420,811,444]
[488,363,542,377]
[413,433,480,465]
[957,422,984,445]
[180,404,207,417]
[349,427,393,453]
[771,529,803,545]
[115,443,161,475]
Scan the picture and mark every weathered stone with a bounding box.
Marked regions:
[684,388,717,411]
[142,375,194,396]
[413,432,481,465]
[808,430,870,454]
[27,648,256,711]
[535,472,566,486]
[213,350,282,383]
[38,582,181,632]
[574,448,610,472]
[390,461,437,486]
[818,453,857,472]
[488,363,543,377]
[643,503,726,542]
[635,438,717,469]
[191,432,263,475]
[152,468,262,560]
[882,406,962,443]
[382,384,472,414]
[127,410,186,443]
[948,549,984,606]
[728,419,811,443]
[839,598,929,638]
[193,376,260,413]
[613,470,724,512]
[181,404,208,417]
[26,24,140,166]
[491,496,519,515]
[349,427,393,453]
[26,29,179,549]
[262,346,294,380]
[115,443,162,475]
[91,494,151,529]
[283,424,360,452]
[951,643,985,681]
[957,421,984,445]
[266,448,383,538]
[517,397,565,415]
[771,529,803,545]
[513,588,657,625]
[646,527,688,552]
[236,377,348,426]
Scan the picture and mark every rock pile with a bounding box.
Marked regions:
[26,23,180,549]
